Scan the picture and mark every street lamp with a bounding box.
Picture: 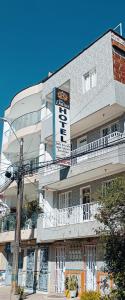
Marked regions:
[0,116,24,294]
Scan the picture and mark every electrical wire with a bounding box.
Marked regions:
[36,151,125,186]
[21,131,125,168]
[0,77,116,172]
[1,133,125,183]
[26,135,125,172]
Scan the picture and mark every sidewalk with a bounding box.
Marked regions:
[0,286,66,300]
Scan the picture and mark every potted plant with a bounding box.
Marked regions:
[64,276,70,298]
[68,275,78,298]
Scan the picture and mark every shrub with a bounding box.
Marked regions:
[65,276,69,290]
[80,291,101,300]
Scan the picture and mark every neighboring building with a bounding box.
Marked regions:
[0,29,125,294]
[0,83,42,287]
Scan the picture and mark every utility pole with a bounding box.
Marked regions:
[12,137,24,293]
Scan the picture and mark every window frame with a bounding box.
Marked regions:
[59,191,72,209]
[80,185,91,205]
[102,179,114,196]
[100,121,119,137]
[83,67,97,94]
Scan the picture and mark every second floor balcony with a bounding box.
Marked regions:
[42,202,98,228]
[37,202,99,243]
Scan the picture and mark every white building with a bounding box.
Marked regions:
[0,29,125,294]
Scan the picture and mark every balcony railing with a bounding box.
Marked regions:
[41,131,124,175]
[4,109,41,138]
[0,212,38,232]
[43,202,98,228]
[71,131,123,165]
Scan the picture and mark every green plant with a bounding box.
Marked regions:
[65,276,69,290]
[68,275,77,291]
[95,176,125,295]
[110,288,125,300]
[80,291,101,300]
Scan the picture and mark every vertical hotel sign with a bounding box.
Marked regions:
[53,88,70,165]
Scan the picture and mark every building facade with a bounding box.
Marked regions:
[0,29,125,294]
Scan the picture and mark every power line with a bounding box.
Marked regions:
[1,134,125,185]
[21,132,125,168]
[0,77,117,173]
[24,136,125,174]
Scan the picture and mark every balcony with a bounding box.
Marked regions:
[0,213,38,243]
[71,131,124,164]
[40,131,125,189]
[43,202,98,228]
[4,109,41,139]
[37,202,99,242]
[3,110,41,157]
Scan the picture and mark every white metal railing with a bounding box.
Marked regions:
[43,202,98,228]
[71,131,123,165]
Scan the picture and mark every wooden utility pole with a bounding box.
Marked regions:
[12,137,24,293]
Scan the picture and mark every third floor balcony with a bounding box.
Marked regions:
[4,109,41,140]
[40,131,125,189]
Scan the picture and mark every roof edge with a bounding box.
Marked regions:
[6,28,124,111]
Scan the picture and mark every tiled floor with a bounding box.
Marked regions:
[0,286,68,300]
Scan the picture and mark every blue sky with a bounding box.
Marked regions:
[0,0,125,143]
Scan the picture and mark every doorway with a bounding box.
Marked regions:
[55,246,65,293]
[84,245,96,291]
[80,186,91,221]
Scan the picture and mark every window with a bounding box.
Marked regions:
[102,179,114,196]
[59,191,72,209]
[80,186,91,204]
[77,136,87,148]
[113,45,125,58]
[101,122,119,137]
[83,68,97,93]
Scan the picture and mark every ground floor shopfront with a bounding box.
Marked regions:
[0,238,113,295]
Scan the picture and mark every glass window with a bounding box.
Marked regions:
[113,45,125,58]
[102,127,110,137]
[81,187,91,204]
[59,191,72,209]
[91,68,97,87]
[84,73,90,92]
[102,180,114,196]
[101,122,119,137]
[83,68,96,93]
